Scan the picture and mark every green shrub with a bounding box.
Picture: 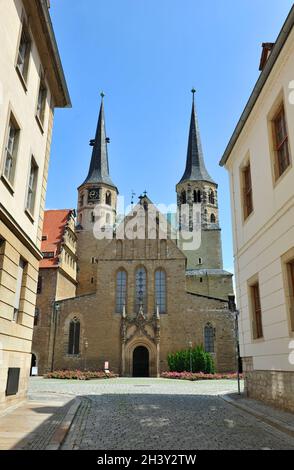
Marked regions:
[167,345,215,374]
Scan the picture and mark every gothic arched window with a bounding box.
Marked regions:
[210,213,216,223]
[155,269,166,314]
[209,190,215,205]
[106,191,112,206]
[68,318,80,355]
[204,323,215,353]
[116,270,127,313]
[135,267,147,312]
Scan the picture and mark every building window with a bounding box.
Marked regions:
[106,192,112,206]
[242,162,253,220]
[3,116,20,186]
[16,22,31,83]
[287,260,294,332]
[91,277,94,284]
[34,308,40,327]
[37,275,42,294]
[135,267,147,313]
[116,270,127,313]
[198,258,203,265]
[204,324,215,353]
[194,189,201,203]
[42,252,54,259]
[208,190,215,205]
[68,318,80,355]
[250,282,263,339]
[272,105,290,179]
[210,213,216,223]
[155,269,166,314]
[36,78,47,126]
[26,157,38,215]
[13,258,26,323]
[91,212,95,223]
[181,191,186,204]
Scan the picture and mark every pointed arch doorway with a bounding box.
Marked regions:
[132,346,149,377]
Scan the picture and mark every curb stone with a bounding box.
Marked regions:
[45,398,82,450]
[222,395,294,439]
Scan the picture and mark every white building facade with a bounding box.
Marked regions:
[220,7,294,411]
[0,0,70,411]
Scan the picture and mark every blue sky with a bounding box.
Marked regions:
[48,0,293,271]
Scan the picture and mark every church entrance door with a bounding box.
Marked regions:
[132,346,149,377]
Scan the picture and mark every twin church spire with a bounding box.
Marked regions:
[82,90,214,193]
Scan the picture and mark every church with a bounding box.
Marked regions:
[32,92,235,377]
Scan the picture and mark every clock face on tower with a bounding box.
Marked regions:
[88,188,100,202]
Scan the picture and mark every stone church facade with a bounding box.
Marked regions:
[33,92,236,377]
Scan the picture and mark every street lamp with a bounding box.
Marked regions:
[188,341,193,373]
[228,294,241,395]
[84,339,89,371]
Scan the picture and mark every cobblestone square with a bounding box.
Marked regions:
[27,378,294,450]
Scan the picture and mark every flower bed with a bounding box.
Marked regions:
[44,370,118,380]
[161,371,243,381]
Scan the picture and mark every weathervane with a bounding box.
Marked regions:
[100,91,105,99]
[143,190,148,197]
[191,88,196,102]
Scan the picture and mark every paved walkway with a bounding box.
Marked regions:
[0,393,74,450]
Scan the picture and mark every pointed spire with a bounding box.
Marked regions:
[82,93,117,190]
[178,90,215,185]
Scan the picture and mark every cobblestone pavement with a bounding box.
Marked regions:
[28,378,294,450]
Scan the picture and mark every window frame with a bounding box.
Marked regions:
[249,280,264,340]
[1,112,21,190]
[272,104,291,180]
[135,266,147,313]
[116,269,127,314]
[35,75,48,130]
[25,156,39,218]
[15,18,31,90]
[155,269,167,314]
[68,318,80,356]
[204,323,215,353]
[241,159,254,221]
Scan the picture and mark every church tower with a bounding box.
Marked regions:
[76,94,118,295]
[77,93,118,231]
[176,90,233,299]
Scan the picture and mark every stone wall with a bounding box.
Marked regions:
[0,221,39,411]
[186,272,233,300]
[244,368,294,413]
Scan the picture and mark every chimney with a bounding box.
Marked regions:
[259,43,275,71]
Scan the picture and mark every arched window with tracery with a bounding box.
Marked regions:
[116,269,127,313]
[68,318,80,355]
[135,267,147,312]
[204,323,215,353]
[155,269,166,314]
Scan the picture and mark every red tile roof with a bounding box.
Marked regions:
[40,209,73,268]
